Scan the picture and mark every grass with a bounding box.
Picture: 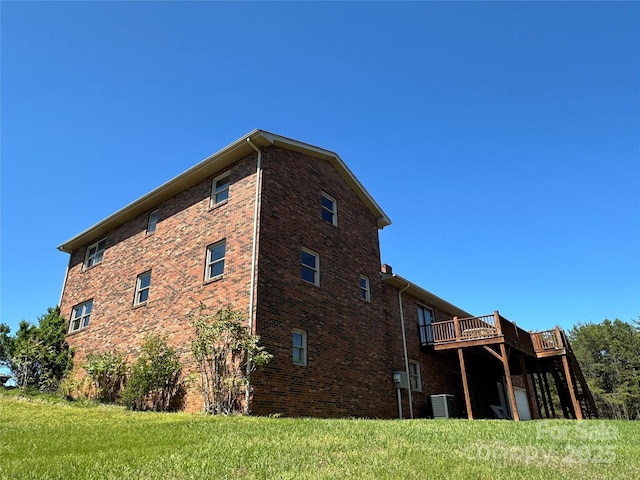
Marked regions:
[1,390,639,479]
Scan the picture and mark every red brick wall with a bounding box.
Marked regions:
[60,154,259,410]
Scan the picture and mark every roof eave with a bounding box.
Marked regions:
[58,130,391,253]
[381,272,473,319]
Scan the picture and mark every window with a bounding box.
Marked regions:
[205,240,226,281]
[321,192,337,226]
[69,300,93,333]
[134,271,151,306]
[418,305,435,345]
[359,275,371,302]
[301,248,319,285]
[211,171,230,206]
[409,361,422,392]
[84,239,106,269]
[292,330,307,366]
[147,209,159,235]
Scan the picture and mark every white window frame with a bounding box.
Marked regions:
[301,248,319,286]
[359,275,371,302]
[84,239,106,269]
[409,360,422,392]
[292,330,307,366]
[146,209,159,235]
[211,171,231,207]
[321,192,337,226]
[134,271,152,306]
[69,300,93,333]
[205,240,226,282]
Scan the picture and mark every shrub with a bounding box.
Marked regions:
[190,306,272,415]
[121,334,182,411]
[83,351,129,403]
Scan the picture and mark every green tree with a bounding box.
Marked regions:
[0,308,73,392]
[569,318,640,419]
[190,306,272,415]
[121,334,182,411]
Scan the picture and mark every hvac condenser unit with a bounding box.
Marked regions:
[431,394,456,419]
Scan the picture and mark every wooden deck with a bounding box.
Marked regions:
[425,311,596,421]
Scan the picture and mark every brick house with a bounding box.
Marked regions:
[58,130,595,419]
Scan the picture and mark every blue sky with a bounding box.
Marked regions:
[1,1,639,337]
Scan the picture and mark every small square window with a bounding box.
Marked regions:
[84,239,106,269]
[147,209,159,235]
[301,248,319,286]
[205,240,226,281]
[134,271,151,306]
[69,300,93,333]
[360,275,371,302]
[321,193,337,226]
[293,330,307,366]
[409,361,422,392]
[211,171,231,207]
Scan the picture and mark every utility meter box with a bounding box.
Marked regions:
[392,371,408,389]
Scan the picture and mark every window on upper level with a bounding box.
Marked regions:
[205,240,226,281]
[360,275,371,302]
[134,271,152,306]
[321,192,337,226]
[301,248,319,286]
[84,239,106,269]
[418,305,435,345]
[293,330,307,366]
[211,171,231,207]
[409,361,422,392]
[69,300,93,333]
[147,209,159,235]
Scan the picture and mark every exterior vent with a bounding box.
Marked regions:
[431,394,456,419]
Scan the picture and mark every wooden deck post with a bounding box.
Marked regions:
[562,355,583,420]
[458,348,473,419]
[535,362,550,418]
[453,316,460,341]
[494,310,502,335]
[519,352,538,419]
[541,370,556,418]
[500,344,519,421]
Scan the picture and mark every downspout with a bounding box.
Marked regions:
[245,137,263,414]
[398,281,414,419]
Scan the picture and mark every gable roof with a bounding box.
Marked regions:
[57,130,392,253]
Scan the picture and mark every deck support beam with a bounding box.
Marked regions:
[500,344,519,421]
[458,348,473,419]
[519,352,538,419]
[562,355,583,420]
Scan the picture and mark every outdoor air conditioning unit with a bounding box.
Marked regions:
[431,394,456,419]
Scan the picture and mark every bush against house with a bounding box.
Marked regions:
[190,307,272,415]
[0,307,73,392]
[83,351,129,403]
[121,334,183,412]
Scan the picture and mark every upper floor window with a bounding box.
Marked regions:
[134,271,151,306]
[211,171,231,207]
[84,239,106,269]
[409,361,422,392]
[147,209,159,235]
[321,192,337,226]
[292,330,307,366]
[418,305,435,345]
[205,240,226,281]
[360,275,371,302]
[301,248,319,286]
[69,300,93,333]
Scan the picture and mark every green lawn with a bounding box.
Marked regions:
[1,392,638,480]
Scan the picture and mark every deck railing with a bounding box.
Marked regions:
[531,328,564,352]
[429,311,535,353]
